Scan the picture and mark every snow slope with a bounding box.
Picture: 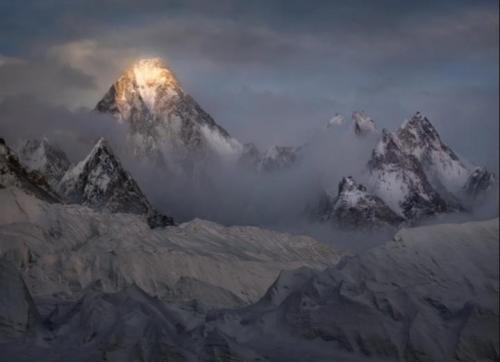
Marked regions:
[0,187,339,309]
[1,216,497,361]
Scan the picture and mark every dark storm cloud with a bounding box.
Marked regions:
[0,0,498,167]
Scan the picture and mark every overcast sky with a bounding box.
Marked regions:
[0,0,498,167]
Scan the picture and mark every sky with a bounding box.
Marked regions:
[0,0,498,168]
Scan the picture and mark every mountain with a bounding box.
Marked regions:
[58,138,173,227]
[464,166,496,197]
[0,138,59,203]
[396,112,494,195]
[353,111,377,136]
[0,187,340,310]
[196,218,499,361]
[1,210,497,361]
[368,129,449,219]
[16,138,70,188]
[95,58,243,170]
[321,176,405,228]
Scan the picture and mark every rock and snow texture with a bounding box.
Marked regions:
[58,138,173,226]
[321,176,404,228]
[16,138,70,188]
[95,58,243,169]
[199,218,499,362]
[0,187,339,310]
[0,138,59,203]
[396,112,494,196]
[368,129,449,219]
[353,111,377,136]
[464,166,496,197]
[1,209,497,361]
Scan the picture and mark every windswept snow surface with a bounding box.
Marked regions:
[0,207,497,361]
[0,187,338,309]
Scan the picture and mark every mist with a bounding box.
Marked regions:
[2,95,497,253]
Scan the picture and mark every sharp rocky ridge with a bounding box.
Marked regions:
[95,58,243,171]
[58,137,173,228]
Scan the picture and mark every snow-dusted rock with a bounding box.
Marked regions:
[368,129,449,219]
[353,111,377,136]
[16,138,70,188]
[58,138,173,227]
[96,58,243,170]
[321,176,404,228]
[0,138,59,203]
[463,166,496,198]
[397,112,495,199]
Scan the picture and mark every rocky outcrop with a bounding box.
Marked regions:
[368,130,449,219]
[322,176,404,228]
[16,138,70,189]
[0,138,59,203]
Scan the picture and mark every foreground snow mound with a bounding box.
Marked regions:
[204,218,499,361]
[369,129,450,219]
[1,217,496,361]
[58,138,173,227]
[0,138,59,203]
[16,138,70,189]
[321,176,404,228]
[96,58,242,169]
[0,187,339,309]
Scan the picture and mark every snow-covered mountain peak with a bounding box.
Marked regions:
[352,111,377,135]
[58,138,173,227]
[397,112,477,194]
[398,112,456,159]
[96,57,242,168]
[369,129,449,219]
[130,58,182,110]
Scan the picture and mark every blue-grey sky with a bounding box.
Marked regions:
[0,0,498,168]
